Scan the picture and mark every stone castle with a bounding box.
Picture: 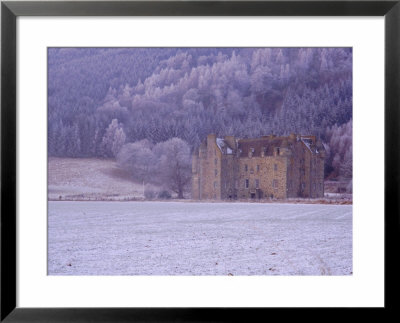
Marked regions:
[192,134,325,200]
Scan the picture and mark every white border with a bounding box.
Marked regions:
[17,17,384,307]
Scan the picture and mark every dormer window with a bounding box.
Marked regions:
[261,147,267,157]
[248,147,254,158]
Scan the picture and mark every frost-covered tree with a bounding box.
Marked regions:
[154,138,192,199]
[116,137,191,198]
[324,119,352,179]
[101,119,126,157]
[116,139,154,182]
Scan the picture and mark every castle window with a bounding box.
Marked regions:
[262,147,267,156]
[245,179,249,189]
[215,169,218,176]
[276,147,280,155]
[274,164,278,171]
[301,182,305,190]
[273,179,278,189]
[245,164,248,172]
[214,158,217,165]
[313,183,316,190]
[214,182,217,189]
[255,179,259,188]
[256,165,260,172]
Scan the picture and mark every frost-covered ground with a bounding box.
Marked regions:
[48,201,352,276]
[48,157,147,200]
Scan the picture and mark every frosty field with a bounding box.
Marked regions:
[48,201,352,275]
[48,157,149,200]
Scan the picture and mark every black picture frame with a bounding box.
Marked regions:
[1,1,399,321]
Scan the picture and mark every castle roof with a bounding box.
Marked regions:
[202,134,324,157]
[238,136,291,157]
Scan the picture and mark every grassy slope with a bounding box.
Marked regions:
[48,157,149,200]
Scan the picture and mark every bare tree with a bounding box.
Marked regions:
[154,138,191,199]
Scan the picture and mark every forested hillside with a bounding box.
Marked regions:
[48,47,352,181]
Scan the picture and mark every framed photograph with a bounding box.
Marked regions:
[1,0,399,321]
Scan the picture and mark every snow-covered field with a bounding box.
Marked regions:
[48,201,352,276]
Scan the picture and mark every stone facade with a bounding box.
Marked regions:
[192,134,325,200]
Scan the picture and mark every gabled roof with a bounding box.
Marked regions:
[300,137,313,153]
[216,138,234,154]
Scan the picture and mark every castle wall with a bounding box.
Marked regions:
[191,153,200,199]
[221,154,236,199]
[311,155,325,198]
[236,156,287,199]
[303,147,312,198]
[286,156,297,198]
[197,134,223,200]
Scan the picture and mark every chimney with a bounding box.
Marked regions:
[207,134,216,146]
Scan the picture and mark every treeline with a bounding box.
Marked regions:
[48,47,352,180]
